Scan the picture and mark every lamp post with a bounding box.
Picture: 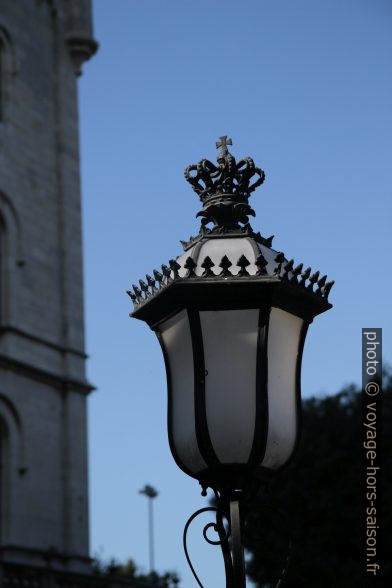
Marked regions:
[128,138,333,587]
[139,484,158,575]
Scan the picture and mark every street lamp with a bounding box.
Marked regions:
[128,138,333,587]
[139,484,158,575]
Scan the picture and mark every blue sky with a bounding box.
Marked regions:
[79,1,392,585]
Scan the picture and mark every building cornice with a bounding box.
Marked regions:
[0,325,88,358]
[0,354,95,395]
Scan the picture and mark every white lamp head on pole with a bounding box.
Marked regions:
[128,138,333,498]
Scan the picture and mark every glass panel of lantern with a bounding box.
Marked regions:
[157,302,306,485]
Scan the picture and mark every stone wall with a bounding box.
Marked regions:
[0,0,96,574]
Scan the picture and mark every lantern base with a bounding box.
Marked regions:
[196,464,278,501]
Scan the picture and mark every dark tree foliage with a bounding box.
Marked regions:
[244,370,391,588]
[92,556,179,587]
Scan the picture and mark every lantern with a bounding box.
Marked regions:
[128,137,333,586]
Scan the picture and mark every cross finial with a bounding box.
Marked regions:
[216,136,232,158]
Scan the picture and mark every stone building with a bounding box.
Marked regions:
[0,0,97,584]
[0,3,177,587]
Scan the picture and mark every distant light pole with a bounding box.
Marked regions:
[139,484,158,574]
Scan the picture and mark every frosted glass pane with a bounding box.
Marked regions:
[160,310,207,474]
[200,309,259,463]
[261,307,303,469]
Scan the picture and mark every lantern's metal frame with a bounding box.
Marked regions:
[128,138,334,587]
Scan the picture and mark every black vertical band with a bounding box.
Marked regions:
[187,309,220,469]
[288,320,310,466]
[247,306,270,467]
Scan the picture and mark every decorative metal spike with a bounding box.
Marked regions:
[146,274,156,293]
[169,258,181,279]
[323,280,335,299]
[153,269,163,284]
[132,284,142,300]
[307,271,320,290]
[237,254,251,277]
[282,259,294,279]
[180,240,188,249]
[264,235,274,247]
[161,264,171,278]
[284,259,294,271]
[139,280,150,298]
[255,253,268,276]
[161,264,172,285]
[290,263,303,283]
[273,252,285,275]
[219,255,233,277]
[299,267,311,285]
[294,262,303,275]
[201,256,215,277]
[315,274,327,295]
[184,256,197,277]
[127,290,137,304]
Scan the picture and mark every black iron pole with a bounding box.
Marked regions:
[229,500,246,588]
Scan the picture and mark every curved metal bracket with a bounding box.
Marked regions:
[183,495,294,588]
[183,501,246,588]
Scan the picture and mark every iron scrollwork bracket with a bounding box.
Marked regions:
[183,494,293,588]
[183,499,245,588]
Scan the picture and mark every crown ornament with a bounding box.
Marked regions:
[184,136,265,232]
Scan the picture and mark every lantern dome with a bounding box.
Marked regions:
[128,138,333,495]
[177,235,278,278]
